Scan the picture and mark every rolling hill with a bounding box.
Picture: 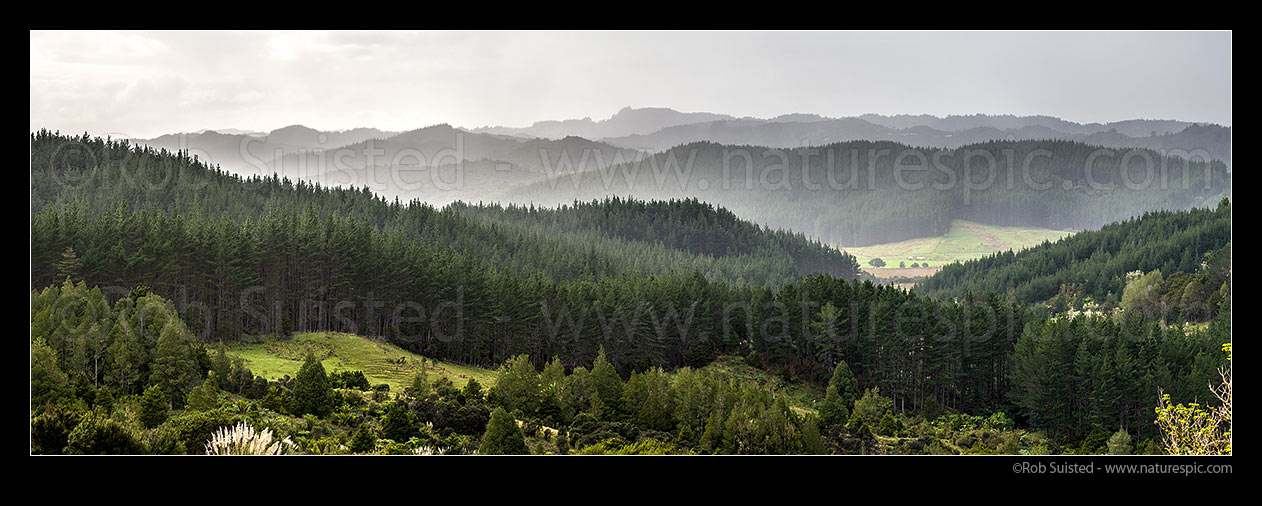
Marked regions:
[226,331,496,390]
[915,200,1231,304]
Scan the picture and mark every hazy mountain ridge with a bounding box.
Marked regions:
[856,113,1205,137]
[498,139,1230,247]
[598,116,1231,164]
[134,125,399,178]
[472,106,741,139]
[266,125,642,206]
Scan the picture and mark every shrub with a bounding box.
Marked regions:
[65,409,146,455]
[159,407,249,453]
[32,401,85,454]
[878,412,902,436]
[1078,430,1111,455]
[1107,429,1133,455]
[331,370,371,390]
[349,426,377,453]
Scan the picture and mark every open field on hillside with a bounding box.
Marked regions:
[226,332,497,390]
[843,220,1073,282]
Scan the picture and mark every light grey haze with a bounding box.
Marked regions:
[30,30,1232,139]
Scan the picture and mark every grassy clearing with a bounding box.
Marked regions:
[226,332,497,390]
[693,355,823,415]
[843,219,1073,273]
[228,335,826,415]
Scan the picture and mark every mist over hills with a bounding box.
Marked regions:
[135,125,399,178]
[267,124,640,206]
[121,107,1230,247]
[598,114,1231,164]
[497,139,1230,247]
[468,107,1230,165]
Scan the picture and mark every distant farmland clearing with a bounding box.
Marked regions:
[841,220,1074,282]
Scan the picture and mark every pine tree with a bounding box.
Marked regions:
[818,384,850,429]
[462,378,483,402]
[54,247,82,281]
[291,352,333,417]
[828,361,860,412]
[480,407,527,455]
[381,401,417,442]
[590,347,624,421]
[139,385,168,429]
[149,320,193,408]
[410,367,431,398]
[699,411,724,454]
[349,426,376,453]
[801,415,825,454]
[186,375,219,412]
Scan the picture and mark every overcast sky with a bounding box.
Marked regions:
[30,30,1232,139]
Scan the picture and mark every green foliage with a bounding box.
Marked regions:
[462,378,483,402]
[590,347,625,421]
[186,376,220,412]
[54,247,83,281]
[139,385,169,429]
[878,412,902,436]
[31,338,71,409]
[488,355,540,416]
[31,401,85,454]
[1078,430,1111,455]
[480,407,527,455]
[555,430,569,455]
[997,435,1020,455]
[920,203,1231,305]
[1138,439,1164,455]
[574,437,693,455]
[65,409,145,455]
[149,320,197,408]
[801,415,825,454]
[291,353,334,417]
[817,384,849,429]
[349,426,377,453]
[409,368,430,397]
[868,258,886,268]
[852,387,893,428]
[623,367,674,432]
[1108,429,1133,455]
[330,370,371,390]
[381,401,417,442]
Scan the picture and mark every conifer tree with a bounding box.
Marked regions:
[291,352,333,417]
[349,426,376,453]
[186,375,219,412]
[410,367,431,398]
[480,407,527,455]
[149,321,193,408]
[139,384,168,429]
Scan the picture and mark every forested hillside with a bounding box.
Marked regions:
[501,139,1229,247]
[30,130,1230,454]
[916,202,1231,307]
[32,130,858,290]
